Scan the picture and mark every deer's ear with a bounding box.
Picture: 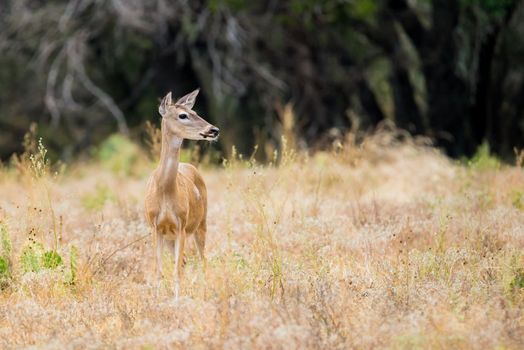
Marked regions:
[159,92,172,117]
[175,88,200,109]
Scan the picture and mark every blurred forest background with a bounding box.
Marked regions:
[0,0,523,161]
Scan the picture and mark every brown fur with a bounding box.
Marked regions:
[144,89,218,298]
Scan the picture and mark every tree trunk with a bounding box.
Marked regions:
[390,65,424,133]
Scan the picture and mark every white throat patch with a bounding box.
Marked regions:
[171,137,183,148]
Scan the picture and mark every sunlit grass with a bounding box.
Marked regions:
[0,129,523,348]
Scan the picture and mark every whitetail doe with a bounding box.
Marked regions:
[145,89,219,299]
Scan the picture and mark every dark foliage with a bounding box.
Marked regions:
[0,0,523,160]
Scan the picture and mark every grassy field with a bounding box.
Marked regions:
[0,130,523,349]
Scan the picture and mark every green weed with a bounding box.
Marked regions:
[42,250,63,269]
[0,222,12,288]
[509,270,524,292]
[510,190,523,210]
[97,134,143,176]
[20,240,44,273]
[20,240,63,273]
[467,142,500,170]
[506,254,524,298]
[66,245,78,285]
[82,184,115,211]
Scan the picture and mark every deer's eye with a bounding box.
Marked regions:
[178,113,189,120]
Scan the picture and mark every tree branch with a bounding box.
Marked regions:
[388,0,428,49]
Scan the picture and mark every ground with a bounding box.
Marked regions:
[0,134,523,349]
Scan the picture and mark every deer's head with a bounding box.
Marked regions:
[158,89,219,141]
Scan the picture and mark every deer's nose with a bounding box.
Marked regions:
[209,127,220,137]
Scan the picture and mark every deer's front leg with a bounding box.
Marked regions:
[173,228,186,300]
[155,228,164,296]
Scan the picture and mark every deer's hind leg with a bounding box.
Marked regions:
[194,221,207,272]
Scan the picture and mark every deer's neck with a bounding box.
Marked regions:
[157,120,182,194]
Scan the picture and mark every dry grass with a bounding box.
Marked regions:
[0,132,523,349]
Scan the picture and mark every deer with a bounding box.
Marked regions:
[145,89,219,299]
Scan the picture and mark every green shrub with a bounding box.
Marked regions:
[0,257,9,278]
[66,245,78,285]
[467,142,500,170]
[82,184,115,211]
[510,190,524,210]
[42,250,63,269]
[97,134,142,175]
[509,269,524,292]
[20,241,45,273]
[0,223,12,287]
[20,240,63,273]
[1,222,11,256]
